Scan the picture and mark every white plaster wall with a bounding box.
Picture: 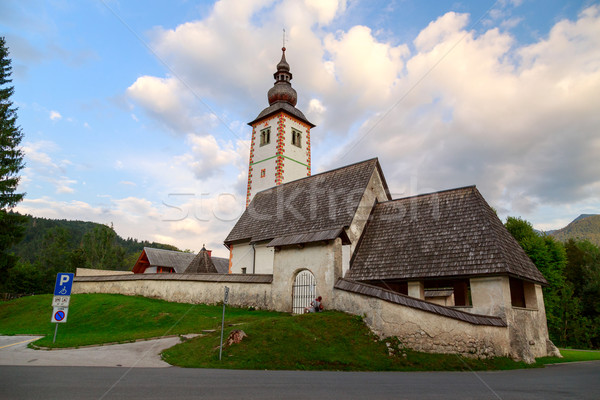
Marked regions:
[341,245,350,277]
[251,157,277,197]
[250,116,278,201]
[470,276,557,362]
[252,116,277,162]
[254,243,275,274]
[282,115,309,174]
[73,278,273,309]
[230,242,255,274]
[470,276,511,318]
[282,157,309,183]
[270,239,342,312]
[230,242,274,274]
[346,168,390,254]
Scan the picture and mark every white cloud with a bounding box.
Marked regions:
[176,134,242,180]
[21,141,78,194]
[49,110,62,120]
[304,0,346,25]
[124,1,600,226]
[330,5,600,219]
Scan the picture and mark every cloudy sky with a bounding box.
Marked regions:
[2,0,599,256]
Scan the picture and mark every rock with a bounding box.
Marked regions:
[226,330,247,346]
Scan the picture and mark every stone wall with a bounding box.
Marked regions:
[73,270,555,363]
[76,268,133,276]
[332,287,510,359]
[73,274,273,309]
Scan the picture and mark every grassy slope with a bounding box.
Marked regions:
[1,294,598,371]
[0,294,283,348]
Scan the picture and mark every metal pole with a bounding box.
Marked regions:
[53,323,58,344]
[219,301,225,360]
[219,287,229,360]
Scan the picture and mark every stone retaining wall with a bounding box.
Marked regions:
[332,287,510,359]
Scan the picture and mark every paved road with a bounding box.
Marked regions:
[1,362,599,400]
[1,336,599,399]
[0,335,179,367]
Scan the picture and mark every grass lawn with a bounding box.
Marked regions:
[0,293,284,348]
[1,294,598,371]
[536,349,600,365]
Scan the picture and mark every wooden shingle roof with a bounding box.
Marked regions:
[139,247,228,274]
[346,186,547,285]
[225,158,390,245]
[184,247,219,274]
[144,247,196,273]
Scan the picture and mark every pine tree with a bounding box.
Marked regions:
[0,36,27,278]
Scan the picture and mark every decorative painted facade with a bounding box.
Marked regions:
[245,47,314,206]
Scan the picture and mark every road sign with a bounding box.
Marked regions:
[53,273,74,296]
[52,296,71,307]
[51,307,69,323]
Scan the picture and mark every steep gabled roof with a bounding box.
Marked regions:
[184,247,218,274]
[346,186,547,285]
[225,158,390,245]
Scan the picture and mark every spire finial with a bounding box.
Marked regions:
[283,28,286,49]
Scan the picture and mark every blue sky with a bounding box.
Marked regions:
[2,0,599,256]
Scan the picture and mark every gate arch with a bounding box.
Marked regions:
[292,270,316,314]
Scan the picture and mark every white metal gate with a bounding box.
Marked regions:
[292,270,316,314]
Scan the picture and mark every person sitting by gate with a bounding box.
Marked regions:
[304,296,323,313]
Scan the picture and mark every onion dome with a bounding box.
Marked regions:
[267,47,297,107]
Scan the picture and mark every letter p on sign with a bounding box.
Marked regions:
[54,273,74,296]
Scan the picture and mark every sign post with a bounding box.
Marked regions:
[219,286,230,361]
[51,273,74,343]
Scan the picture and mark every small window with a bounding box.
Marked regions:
[292,128,302,148]
[260,169,266,178]
[241,267,247,274]
[260,128,270,146]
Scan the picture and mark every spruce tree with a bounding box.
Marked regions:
[0,36,27,278]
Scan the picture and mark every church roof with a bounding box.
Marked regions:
[225,158,389,245]
[184,247,219,274]
[346,186,547,285]
[248,101,315,128]
[248,47,315,128]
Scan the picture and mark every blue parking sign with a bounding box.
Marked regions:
[54,273,74,296]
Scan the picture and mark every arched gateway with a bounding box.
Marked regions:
[292,270,316,314]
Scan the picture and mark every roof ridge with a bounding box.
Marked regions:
[144,247,195,255]
[378,185,476,204]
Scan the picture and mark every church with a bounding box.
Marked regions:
[74,47,560,363]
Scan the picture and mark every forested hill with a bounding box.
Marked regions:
[11,214,180,270]
[551,214,600,247]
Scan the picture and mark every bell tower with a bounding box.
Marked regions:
[245,47,315,206]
